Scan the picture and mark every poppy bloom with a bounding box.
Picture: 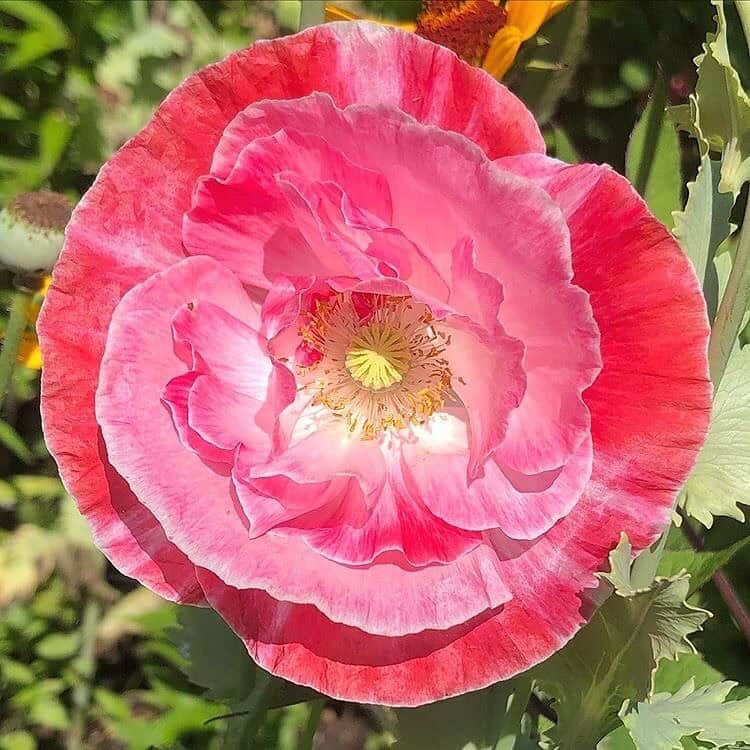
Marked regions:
[39,22,710,705]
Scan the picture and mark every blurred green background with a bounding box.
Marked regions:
[1,1,747,749]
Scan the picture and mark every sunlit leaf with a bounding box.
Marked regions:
[537,541,709,748]
[681,345,750,525]
[619,678,750,749]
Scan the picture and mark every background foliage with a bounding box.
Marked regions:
[2,1,750,748]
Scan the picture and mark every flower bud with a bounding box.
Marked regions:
[0,191,74,275]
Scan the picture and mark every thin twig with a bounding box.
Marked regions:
[68,598,102,750]
[680,515,750,646]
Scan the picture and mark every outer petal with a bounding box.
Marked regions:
[206,22,543,183]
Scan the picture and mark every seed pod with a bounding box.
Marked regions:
[0,191,74,275]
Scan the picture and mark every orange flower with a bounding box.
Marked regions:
[324,0,570,78]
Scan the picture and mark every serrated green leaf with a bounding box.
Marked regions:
[672,154,734,322]
[626,78,682,228]
[657,534,750,595]
[537,540,709,748]
[691,0,750,196]
[620,678,750,749]
[395,679,530,750]
[653,652,725,694]
[681,345,750,526]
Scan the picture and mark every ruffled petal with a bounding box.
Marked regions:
[442,317,525,480]
[402,414,593,539]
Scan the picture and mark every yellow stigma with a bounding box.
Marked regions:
[345,323,411,390]
[300,293,453,439]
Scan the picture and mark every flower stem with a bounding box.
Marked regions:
[708,197,750,386]
[68,598,101,750]
[0,287,33,411]
[298,699,324,750]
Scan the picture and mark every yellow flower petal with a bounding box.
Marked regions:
[483,24,523,79]
[19,338,42,369]
[324,3,416,30]
[505,0,569,42]
[324,3,359,22]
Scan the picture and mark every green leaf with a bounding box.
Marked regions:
[0,94,23,120]
[681,345,750,526]
[690,0,750,196]
[513,1,589,125]
[658,534,750,595]
[620,679,750,749]
[672,155,734,322]
[175,606,255,702]
[28,696,70,731]
[174,606,316,710]
[0,0,70,71]
[626,78,682,228]
[0,420,33,464]
[35,631,81,660]
[536,541,709,748]
[395,679,530,750]
[653,652,725,694]
[552,126,580,164]
[0,731,36,750]
[37,110,73,176]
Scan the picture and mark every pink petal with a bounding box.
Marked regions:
[184,128,393,286]
[171,301,273,401]
[442,317,525,480]
[449,236,503,331]
[162,371,234,465]
[402,415,593,538]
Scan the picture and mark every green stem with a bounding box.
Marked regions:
[0,287,33,411]
[222,671,277,749]
[68,598,102,750]
[496,678,533,750]
[633,76,667,197]
[708,197,750,386]
[680,516,750,647]
[298,699,324,750]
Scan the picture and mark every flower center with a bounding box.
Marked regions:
[345,323,411,390]
[300,293,452,439]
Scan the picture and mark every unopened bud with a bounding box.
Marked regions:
[0,191,74,275]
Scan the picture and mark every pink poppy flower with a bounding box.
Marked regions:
[39,22,711,706]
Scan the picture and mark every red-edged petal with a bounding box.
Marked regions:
[207,23,543,184]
